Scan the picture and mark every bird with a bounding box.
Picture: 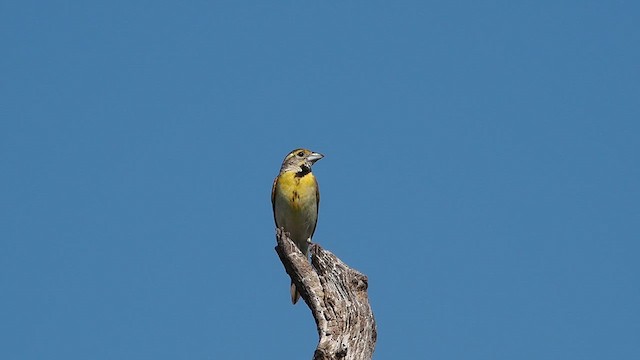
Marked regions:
[271,148,324,304]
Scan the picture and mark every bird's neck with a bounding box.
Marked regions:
[296,164,311,177]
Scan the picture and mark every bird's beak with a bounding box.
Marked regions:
[307,152,324,163]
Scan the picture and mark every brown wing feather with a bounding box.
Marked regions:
[271,176,278,225]
[308,175,320,239]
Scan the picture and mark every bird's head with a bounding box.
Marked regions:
[280,148,324,174]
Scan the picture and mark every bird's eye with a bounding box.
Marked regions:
[297,151,304,157]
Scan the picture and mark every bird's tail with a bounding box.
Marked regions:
[290,281,301,304]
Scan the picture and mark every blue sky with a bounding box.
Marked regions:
[2,1,639,359]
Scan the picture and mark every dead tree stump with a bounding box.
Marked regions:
[275,228,377,360]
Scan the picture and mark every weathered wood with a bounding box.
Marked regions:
[275,228,377,360]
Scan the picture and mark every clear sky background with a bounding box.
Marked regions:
[2,1,638,359]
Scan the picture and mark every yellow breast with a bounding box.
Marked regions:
[276,171,317,209]
[273,171,319,254]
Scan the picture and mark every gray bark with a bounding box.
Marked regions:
[275,228,377,360]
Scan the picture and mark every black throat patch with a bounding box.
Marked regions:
[296,165,311,177]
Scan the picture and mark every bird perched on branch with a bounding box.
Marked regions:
[271,148,324,304]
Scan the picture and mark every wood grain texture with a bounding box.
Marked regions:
[275,228,377,360]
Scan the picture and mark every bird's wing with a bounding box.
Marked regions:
[271,175,278,224]
[309,175,320,239]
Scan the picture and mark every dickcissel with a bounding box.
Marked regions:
[271,148,324,304]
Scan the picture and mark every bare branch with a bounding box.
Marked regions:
[275,228,377,360]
